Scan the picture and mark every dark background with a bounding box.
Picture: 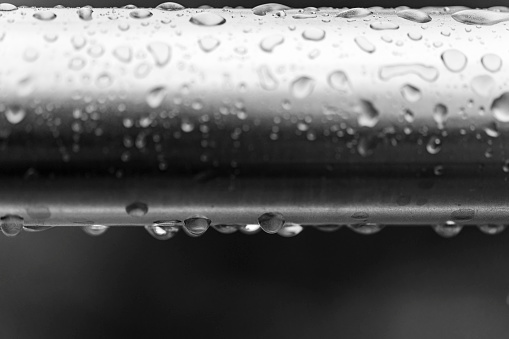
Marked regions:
[3,1,509,338]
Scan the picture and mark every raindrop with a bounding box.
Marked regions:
[452,9,509,25]
[189,12,226,26]
[213,224,239,234]
[433,103,448,129]
[354,36,375,53]
[258,212,285,234]
[147,41,172,67]
[348,223,384,235]
[1,215,23,237]
[433,222,462,238]
[357,99,380,128]
[33,11,57,21]
[252,3,290,16]
[328,70,351,93]
[113,46,132,63]
[5,106,26,124]
[290,76,315,99]
[278,223,303,237]
[126,201,148,217]
[478,224,506,235]
[370,21,399,30]
[183,216,211,236]
[471,75,495,97]
[302,27,325,41]
[258,65,278,90]
[379,64,439,82]
[146,86,167,108]
[337,8,372,18]
[481,53,502,72]
[198,36,220,52]
[130,9,153,19]
[396,9,432,23]
[0,3,16,11]
[145,220,180,240]
[441,49,467,72]
[491,92,509,122]
[82,225,109,236]
[260,34,284,52]
[401,84,421,102]
[156,2,185,11]
[77,7,93,21]
[426,135,442,154]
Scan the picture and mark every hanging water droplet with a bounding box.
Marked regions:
[396,9,432,23]
[258,212,285,234]
[328,70,351,93]
[82,225,109,236]
[481,53,502,72]
[130,9,153,19]
[258,65,278,90]
[433,103,448,129]
[145,220,180,240]
[0,3,16,11]
[478,224,506,235]
[146,86,167,108]
[302,27,325,41]
[183,216,211,236]
[337,8,372,18]
[5,106,26,124]
[401,84,421,102]
[491,92,509,123]
[1,215,23,237]
[357,99,380,128]
[348,223,384,235]
[452,9,509,25]
[212,224,239,234]
[189,12,226,26]
[471,75,495,97]
[441,49,467,72]
[33,11,57,21]
[156,2,185,11]
[433,222,462,238]
[113,46,132,63]
[260,34,284,52]
[23,225,54,232]
[239,224,261,234]
[354,36,375,53]
[126,201,148,217]
[315,224,343,232]
[252,3,290,16]
[77,7,93,21]
[290,76,315,99]
[278,223,303,237]
[198,36,220,52]
[147,41,171,67]
[426,135,442,154]
[370,21,399,30]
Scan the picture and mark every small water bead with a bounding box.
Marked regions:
[69,57,86,70]
[1,215,23,237]
[239,224,261,234]
[130,9,153,19]
[33,11,57,21]
[328,70,351,93]
[441,49,467,72]
[123,4,137,9]
[278,223,303,237]
[23,48,39,62]
[77,7,93,21]
[491,92,509,123]
[198,36,220,52]
[478,224,506,235]
[370,21,399,30]
[252,3,290,16]
[5,106,26,124]
[292,14,317,19]
[113,46,132,63]
[145,220,180,240]
[71,35,87,50]
[23,225,54,232]
[302,27,325,41]
[433,103,448,129]
[354,36,375,53]
[484,122,499,137]
[315,224,343,232]
[401,84,421,102]
[426,135,442,154]
[481,53,502,72]
[212,224,239,234]
[189,12,226,26]
[156,2,185,11]
[396,9,432,23]
[471,75,495,97]
[258,212,285,234]
[357,99,380,128]
[258,65,278,90]
[0,3,16,11]
[379,64,439,82]
[290,76,315,99]
[147,42,172,67]
[126,201,148,217]
[183,216,211,236]
[348,223,384,235]
[146,86,167,108]
[433,222,462,238]
[452,9,509,25]
[407,32,422,41]
[82,225,109,236]
[337,8,372,18]
[260,34,284,52]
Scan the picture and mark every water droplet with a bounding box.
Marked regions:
[290,76,315,99]
[278,223,303,237]
[379,64,439,82]
[71,35,87,50]
[348,223,384,235]
[113,46,132,63]
[441,49,467,72]
[407,32,423,41]
[258,212,285,234]
[491,92,509,122]
[357,99,380,128]
[370,21,399,30]
[337,8,372,18]
[471,75,495,97]
[130,9,153,19]
[16,76,35,97]
[189,12,226,26]
[252,3,290,16]
[258,65,278,90]
[354,36,375,53]
[33,11,57,21]
[96,73,112,88]
[77,7,93,21]
[260,34,284,52]
[5,106,26,124]
[426,135,442,154]
[23,225,54,232]
[239,224,261,234]
[1,215,23,237]
[145,220,180,240]
[433,103,448,129]
[433,222,462,238]
[82,225,109,236]
[302,27,325,41]
[484,122,499,137]
[481,53,502,72]
[452,9,509,25]
[401,84,421,102]
[183,216,211,236]
[478,224,506,235]
[212,224,239,234]
[451,208,475,221]
[23,48,39,62]
[397,9,432,23]
[69,57,86,71]
[146,86,167,108]
[147,42,172,67]
[328,70,351,93]
[292,13,317,19]
[198,36,220,52]
[126,201,148,217]
[156,2,185,11]
[315,224,343,232]
[0,3,17,11]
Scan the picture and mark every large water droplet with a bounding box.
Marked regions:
[478,224,506,235]
[433,103,448,129]
[33,11,57,21]
[189,12,226,26]
[77,7,93,21]
[5,106,26,124]
[357,99,380,127]
[290,76,315,99]
[396,9,432,23]
[145,220,180,240]
[1,215,23,237]
[452,9,509,25]
[348,223,384,235]
[379,64,439,82]
[433,222,462,238]
[258,65,278,90]
[0,3,17,11]
[198,36,220,52]
[481,53,502,72]
[156,2,185,11]
[337,8,372,18]
[212,224,239,234]
[82,225,109,236]
[302,27,325,41]
[471,75,495,97]
[147,42,172,67]
[278,223,303,237]
[441,49,467,72]
[146,86,167,108]
[370,21,399,30]
[491,92,509,122]
[258,212,285,234]
[354,36,375,53]
[401,84,421,102]
[130,9,153,19]
[113,46,132,63]
[126,201,148,217]
[183,216,211,236]
[328,70,351,93]
[252,3,290,16]
[260,34,284,52]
